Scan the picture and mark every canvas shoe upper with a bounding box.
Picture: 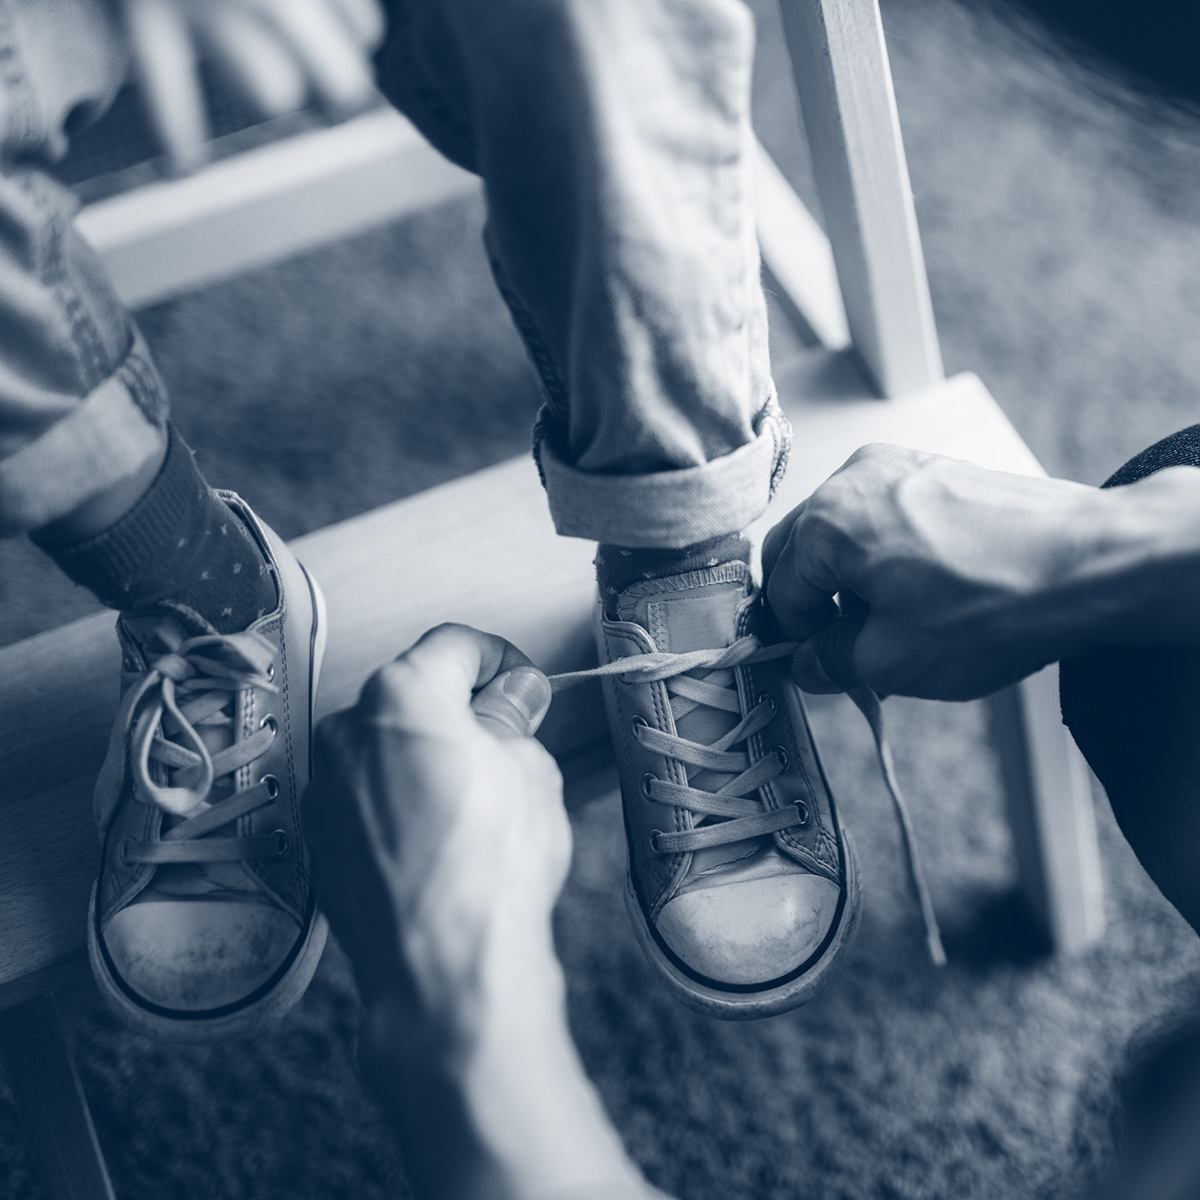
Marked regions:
[597,560,861,1018]
[88,493,328,1041]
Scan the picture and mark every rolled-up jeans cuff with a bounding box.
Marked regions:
[0,326,169,536]
[537,399,791,548]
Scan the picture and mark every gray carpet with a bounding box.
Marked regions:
[5,0,1200,1196]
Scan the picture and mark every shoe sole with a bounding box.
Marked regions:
[623,826,862,1020]
[88,561,329,1043]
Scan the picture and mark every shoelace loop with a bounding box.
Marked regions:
[549,634,946,967]
[95,619,286,867]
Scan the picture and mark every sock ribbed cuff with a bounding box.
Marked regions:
[34,426,276,632]
[34,426,204,608]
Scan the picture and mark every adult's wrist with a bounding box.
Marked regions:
[1020,467,1200,659]
[362,940,645,1200]
[463,981,646,1200]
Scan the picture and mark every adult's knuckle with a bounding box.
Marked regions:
[361,659,427,721]
[804,479,853,532]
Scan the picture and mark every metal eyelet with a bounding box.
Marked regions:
[795,800,810,826]
[771,745,790,773]
[641,773,657,798]
[261,774,280,802]
[271,829,290,857]
[630,715,648,740]
[762,694,776,716]
[266,663,275,682]
[259,714,278,736]
[648,829,665,854]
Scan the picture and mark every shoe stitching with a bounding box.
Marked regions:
[758,712,838,878]
[237,504,305,908]
[617,561,751,611]
[751,716,839,884]
[611,625,680,910]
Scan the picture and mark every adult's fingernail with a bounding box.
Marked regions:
[500,667,553,730]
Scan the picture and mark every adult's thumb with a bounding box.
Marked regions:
[471,666,553,739]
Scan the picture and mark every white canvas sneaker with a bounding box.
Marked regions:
[88,493,328,1041]
[597,561,861,1019]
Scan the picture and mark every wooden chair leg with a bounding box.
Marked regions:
[989,664,1105,953]
[776,0,944,397]
[0,995,115,1200]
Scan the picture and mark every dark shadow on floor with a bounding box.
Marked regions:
[942,889,1054,970]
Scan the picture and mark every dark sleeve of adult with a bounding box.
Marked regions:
[1060,424,1200,936]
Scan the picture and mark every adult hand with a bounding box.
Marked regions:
[762,443,1200,701]
[303,625,651,1200]
[303,622,566,1025]
[121,0,384,170]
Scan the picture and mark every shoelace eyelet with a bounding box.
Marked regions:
[771,745,790,772]
[649,828,665,854]
[261,774,280,802]
[641,773,657,799]
[795,800,810,825]
[119,836,134,866]
[266,663,275,682]
[630,715,648,737]
[761,693,776,716]
[271,829,290,857]
[259,714,278,736]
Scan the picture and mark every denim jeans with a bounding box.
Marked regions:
[0,0,168,537]
[0,0,788,548]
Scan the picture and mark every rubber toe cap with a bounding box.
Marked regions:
[103,900,300,1011]
[655,872,841,986]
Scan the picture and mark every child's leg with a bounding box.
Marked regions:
[373,1,858,1019]
[374,0,789,555]
[0,2,277,631]
[0,0,323,1038]
[0,1,160,533]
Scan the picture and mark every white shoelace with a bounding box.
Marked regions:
[550,635,946,967]
[94,618,287,866]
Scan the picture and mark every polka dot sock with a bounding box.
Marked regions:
[35,425,277,634]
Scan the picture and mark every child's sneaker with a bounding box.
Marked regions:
[87,493,328,1041]
[597,561,860,1018]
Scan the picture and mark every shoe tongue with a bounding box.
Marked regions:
[617,562,752,652]
[123,602,218,652]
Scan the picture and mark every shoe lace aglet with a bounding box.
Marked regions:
[927,928,948,969]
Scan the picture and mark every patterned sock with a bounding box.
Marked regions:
[34,426,277,634]
[596,533,751,616]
